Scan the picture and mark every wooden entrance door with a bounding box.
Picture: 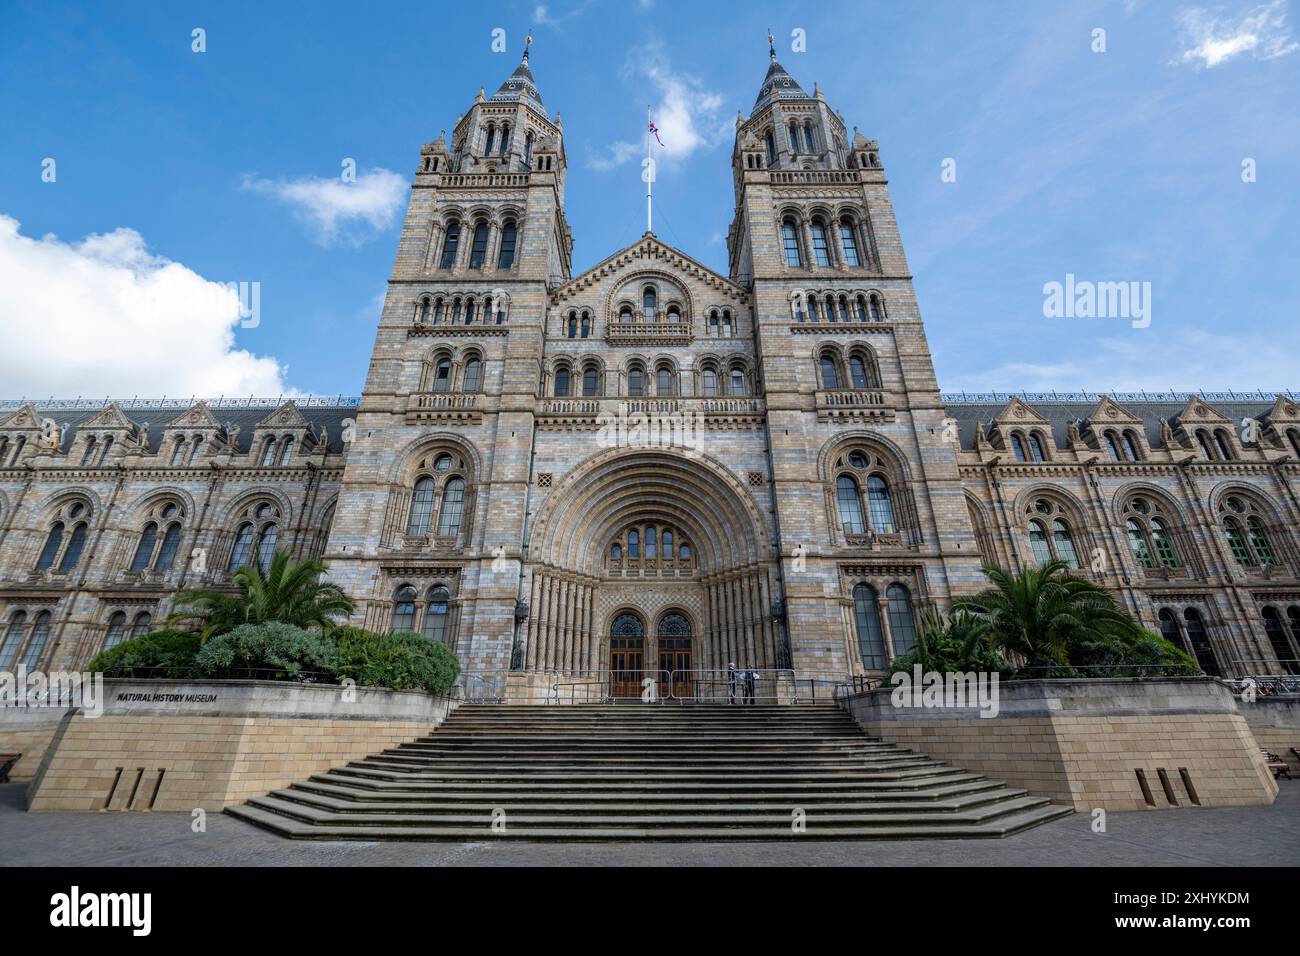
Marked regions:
[608,613,645,699]
[657,612,692,699]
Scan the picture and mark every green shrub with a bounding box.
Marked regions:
[332,627,460,695]
[86,629,202,679]
[193,621,335,681]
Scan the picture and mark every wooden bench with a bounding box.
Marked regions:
[0,753,21,783]
[1262,749,1291,780]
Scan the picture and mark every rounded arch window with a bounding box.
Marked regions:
[628,365,646,397]
[423,586,451,644]
[819,353,841,390]
[1122,495,1180,570]
[852,584,886,669]
[1219,494,1278,567]
[886,584,917,657]
[407,477,436,536]
[1024,498,1080,569]
[462,356,483,393]
[393,585,418,632]
[554,366,571,397]
[582,365,600,397]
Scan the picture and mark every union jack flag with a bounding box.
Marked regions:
[648,119,664,147]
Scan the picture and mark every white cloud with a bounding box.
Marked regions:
[0,215,292,399]
[240,167,407,246]
[588,39,730,171]
[1174,0,1299,69]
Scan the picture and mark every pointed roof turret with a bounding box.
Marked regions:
[753,30,809,110]
[490,33,546,115]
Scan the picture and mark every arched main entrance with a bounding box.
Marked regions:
[608,612,645,699]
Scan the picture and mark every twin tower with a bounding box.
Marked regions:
[323,41,966,687]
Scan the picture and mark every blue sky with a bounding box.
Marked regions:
[1,0,1297,400]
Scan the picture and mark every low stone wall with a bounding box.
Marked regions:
[0,707,67,782]
[840,678,1278,812]
[1237,696,1300,772]
[14,679,457,812]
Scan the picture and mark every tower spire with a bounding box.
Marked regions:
[767,28,776,61]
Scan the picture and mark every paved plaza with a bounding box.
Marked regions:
[2,781,1294,867]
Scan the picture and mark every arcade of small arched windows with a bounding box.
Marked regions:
[563,309,593,339]
[125,500,186,577]
[166,433,209,467]
[1120,493,1185,575]
[99,609,156,655]
[226,501,283,573]
[0,434,30,467]
[548,356,755,399]
[435,215,521,272]
[605,522,696,577]
[74,433,118,467]
[0,606,58,670]
[33,498,93,576]
[389,582,458,647]
[1192,427,1240,462]
[850,580,920,672]
[612,280,690,326]
[1096,427,1146,462]
[792,290,886,325]
[832,450,904,545]
[1218,493,1283,571]
[413,291,511,327]
[255,433,303,468]
[816,344,882,391]
[425,348,487,394]
[1023,497,1083,570]
[1003,428,1052,463]
[403,452,471,545]
[1156,606,1222,676]
[777,210,878,271]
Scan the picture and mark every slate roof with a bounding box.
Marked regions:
[0,400,360,454]
[941,394,1292,451]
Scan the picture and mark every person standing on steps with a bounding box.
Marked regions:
[728,662,738,704]
[744,668,757,704]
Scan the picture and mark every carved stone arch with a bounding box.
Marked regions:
[1207,480,1295,565]
[817,429,916,483]
[654,605,697,637]
[528,447,772,577]
[122,485,198,520]
[1010,483,1094,566]
[34,486,102,519]
[818,430,921,547]
[963,491,998,567]
[845,340,883,386]
[438,204,467,225]
[609,270,695,320]
[1110,481,1192,527]
[1206,481,1286,521]
[218,487,295,528]
[388,431,483,486]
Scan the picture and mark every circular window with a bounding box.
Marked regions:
[848,452,869,469]
[69,503,85,519]
[434,454,453,471]
[1227,497,1245,513]
[161,503,178,519]
[1034,500,1051,515]
[1131,498,1149,515]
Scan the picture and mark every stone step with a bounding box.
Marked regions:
[228,703,1072,841]
[295,775,1003,806]
[226,802,1075,841]
[288,776,1010,804]
[267,786,1033,816]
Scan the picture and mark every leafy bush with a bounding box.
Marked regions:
[193,621,335,681]
[884,611,1012,682]
[332,628,460,695]
[86,629,202,679]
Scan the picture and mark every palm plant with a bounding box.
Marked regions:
[169,549,355,643]
[953,560,1145,669]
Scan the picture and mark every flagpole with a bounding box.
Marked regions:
[646,104,652,234]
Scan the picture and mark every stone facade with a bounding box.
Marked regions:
[2,47,1299,685]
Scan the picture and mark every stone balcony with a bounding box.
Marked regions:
[537,396,766,430]
[605,321,693,346]
[405,392,482,424]
[814,388,895,423]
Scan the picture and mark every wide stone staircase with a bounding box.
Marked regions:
[227,703,1073,840]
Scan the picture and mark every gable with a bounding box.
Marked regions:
[550,233,748,311]
[992,397,1050,426]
